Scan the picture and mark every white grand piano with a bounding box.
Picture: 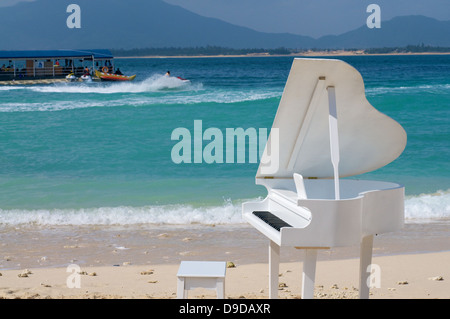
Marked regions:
[242,58,407,299]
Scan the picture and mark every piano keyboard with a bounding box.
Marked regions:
[252,211,292,232]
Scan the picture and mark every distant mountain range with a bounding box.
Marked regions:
[0,0,449,51]
[315,15,450,49]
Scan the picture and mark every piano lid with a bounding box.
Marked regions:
[257,58,407,179]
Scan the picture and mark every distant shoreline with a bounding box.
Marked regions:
[116,50,450,59]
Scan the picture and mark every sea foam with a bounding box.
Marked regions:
[0,74,196,95]
[29,74,196,94]
[1,191,449,226]
[0,200,244,226]
[404,189,450,221]
[0,79,280,113]
[366,83,450,96]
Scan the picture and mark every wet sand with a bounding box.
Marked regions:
[1,222,449,270]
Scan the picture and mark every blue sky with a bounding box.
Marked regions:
[2,0,449,38]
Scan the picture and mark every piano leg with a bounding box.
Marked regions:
[269,240,280,299]
[359,235,374,299]
[301,249,317,299]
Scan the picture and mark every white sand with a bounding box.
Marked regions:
[1,251,448,299]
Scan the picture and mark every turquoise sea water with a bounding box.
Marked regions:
[0,55,449,225]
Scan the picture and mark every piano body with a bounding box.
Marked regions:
[242,58,407,299]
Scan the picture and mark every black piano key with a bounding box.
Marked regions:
[252,211,292,232]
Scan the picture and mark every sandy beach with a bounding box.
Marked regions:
[115,51,450,59]
[0,252,449,299]
[1,223,449,299]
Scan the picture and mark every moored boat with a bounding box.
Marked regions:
[0,49,135,84]
[0,49,114,84]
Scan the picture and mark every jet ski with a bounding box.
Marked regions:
[80,74,92,82]
[65,73,77,82]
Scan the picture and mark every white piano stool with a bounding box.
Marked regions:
[176,261,226,299]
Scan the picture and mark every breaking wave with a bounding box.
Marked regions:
[404,189,450,222]
[1,191,449,226]
[0,200,244,226]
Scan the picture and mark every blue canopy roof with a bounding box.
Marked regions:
[0,49,113,60]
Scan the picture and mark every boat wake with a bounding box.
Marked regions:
[1,74,199,94]
[366,83,450,96]
[0,72,284,112]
